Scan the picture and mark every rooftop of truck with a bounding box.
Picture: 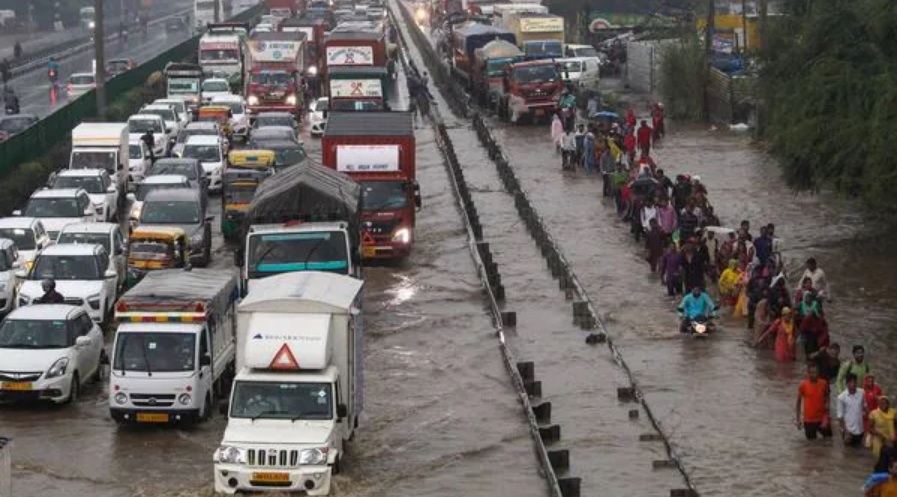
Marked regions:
[511,59,561,68]
[248,221,349,233]
[323,111,413,137]
[326,30,383,41]
[249,31,307,42]
[235,366,338,382]
[117,322,204,333]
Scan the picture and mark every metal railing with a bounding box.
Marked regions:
[0,437,10,497]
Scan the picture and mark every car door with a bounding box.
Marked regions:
[71,313,92,380]
[102,173,116,220]
[77,311,103,379]
[96,250,116,306]
[112,227,126,287]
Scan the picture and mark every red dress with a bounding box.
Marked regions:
[769,319,796,362]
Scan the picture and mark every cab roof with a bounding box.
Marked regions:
[38,243,102,256]
[144,188,200,203]
[6,304,85,321]
[324,111,413,137]
[56,169,106,178]
[211,94,244,103]
[31,188,84,198]
[185,135,222,146]
[142,174,190,185]
[0,216,40,229]
[186,121,220,130]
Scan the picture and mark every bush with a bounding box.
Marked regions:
[659,35,706,121]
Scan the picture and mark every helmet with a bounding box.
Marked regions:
[41,278,55,292]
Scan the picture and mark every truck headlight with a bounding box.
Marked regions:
[114,392,128,405]
[298,447,329,465]
[87,294,101,310]
[307,65,318,76]
[89,21,95,29]
[46,357,69,379]
[178,393,192,405]
[392,227,411,244]
[214,445,247,464]
[286,94,297,106]
[247,95,259,106]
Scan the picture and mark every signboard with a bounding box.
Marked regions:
[326,46,375,66]
[336,145,399,173]
[250,39,302,62]
[519,17,564,33]
[329,79,383,98]
[200,42,240,51]
[588,12,677,31]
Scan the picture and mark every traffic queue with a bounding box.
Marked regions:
[0,0,417,494]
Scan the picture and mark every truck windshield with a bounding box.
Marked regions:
[70,150,117,172]
[524,41,563,58]
[486,58,514,77]
[113,332,196,372]
[230,381,333,420]
[361,181,407,211]
[250,72,294,86]
[511,64,559,84]
[169,79,199,94]
[247,231,349,277]
[0,228,34,250]
[201,49,240,62]
[129,144,144,159]
[0,319,71,349]
[202,80,230,92]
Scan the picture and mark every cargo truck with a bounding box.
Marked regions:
[234,161,362,293]
[321,112,420,260]
[450,23,516,85]
[164,62,204,113]
[323,29,395,82]
[109,269,240,425]
[280,17,328,85]
[213,271,363,496]
[471,39,524,108]
[498,58,563,124]
[244,31,307,115]
[69,123,129,211]
[502,12,564,60]
[199,32,245,88]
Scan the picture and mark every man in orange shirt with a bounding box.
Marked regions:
[796,363,833,439]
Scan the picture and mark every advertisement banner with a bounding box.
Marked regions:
[336,145,400,173]
[519,17,564,33]
[329,79,383,98]
[249,39,302,62]
[326,46,375,66]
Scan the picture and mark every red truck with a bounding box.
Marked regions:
[497,59,564,124]
[323,28,395,80]
[280,17,328,83]
[244,31,306,114]
[265,0,299,17]
[321,112,421,260]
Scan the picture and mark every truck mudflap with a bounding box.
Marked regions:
[110,407,201,424]
[213,463,332,496]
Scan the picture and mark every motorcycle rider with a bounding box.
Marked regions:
[677,285,716,333]
[35,278,65,304]
[47,57,60,85]
[141,129,155,161]
[4,87,19,115]
[557,89,577,131]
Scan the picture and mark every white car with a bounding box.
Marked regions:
[201,78,232,104]
[0,304,104,404]
[0,239,21,315]
[153,98,191,128]
[56,223,127,291]
[17,244,119,323]
[307,97,329,137]
[0,217,51,268]
[15,188,98,240]
[172,122,222,158]
[182,135,226,192]
[48,169,118,222]
[128,137,153,184]
[128,114,167,157]
[557,57,601,91]
[128,174,192,224]
[139,104,182,144]
[211,94,250,140]
[67,72,96,99]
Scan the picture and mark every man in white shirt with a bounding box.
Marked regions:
[799,257,829,300]
[836,373,866,447]
[560,129,576,170]
[640,197,658,233]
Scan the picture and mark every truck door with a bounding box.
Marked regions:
[199,325,213,404]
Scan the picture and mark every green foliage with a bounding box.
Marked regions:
[760,0,897,218]
[659,35,706,121]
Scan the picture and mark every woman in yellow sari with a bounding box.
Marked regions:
[732,263,752,318]
[869,397,896,460]
[718,260,741,306]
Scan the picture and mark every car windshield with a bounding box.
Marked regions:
[183,144,221,162]
[253,129,293,141]
[561,61,582,72]
[108,61,129,71]
[113,332,196,372]
[313,99,329,112]
[70,75,95,85]
[24,197,81,218]
[168,79,199,94]
[141,200,200,224]
[0,117,35,134]
[178,128,215,144]
[361,180,407,211]
[32,254,100,280]
[70,151,117,171]
[273,147,306,167]
[250,72,293,85]
[512,64,559,84]
[202,80,230,92]
[129,144,144,159]
[218,101,244,114]
[0,319,71,349]
[256,115,293,127]
[148,163,198,180]
[0,227,34,250]
[53,175,104,194]
[248,231,348,277]
[200,49,239,61]
[129,119,163,134]
[230,381,332,420]
[141,109,175,122]
[56,232,110,253]
[136,182,187,201]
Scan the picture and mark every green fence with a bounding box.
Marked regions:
[0,4,263,174]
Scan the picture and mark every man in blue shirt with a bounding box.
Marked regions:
[677,286,715,333]
[753,225,773,264]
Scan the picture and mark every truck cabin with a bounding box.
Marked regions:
[243,222,353,279]
[70,150,119,174]
[112,301,211,375]
[246,70,301,109]
[506,60,562,93]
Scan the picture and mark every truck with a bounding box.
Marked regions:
[244,31,306,115]
[109,269,240,425]
[234,161,362,293]
[450,23,516,85]
[492,1,547,29]
[265,0,296,18]
[213,271,363,496]
[164,62,204,113]
[69,123,128,212]
[280,17,328,94]
[321,112,420,260]
[200,32,245,88]
[502,12,565,60]
[498,59,564,124]
[471,39,523,108]
[323,28,395,83]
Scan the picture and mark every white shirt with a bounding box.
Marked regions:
[641,205,657,230]
[836,388,866,435]
[799,268,829,298]
[561,133,576,151]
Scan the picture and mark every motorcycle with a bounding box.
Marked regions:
[678,305,720,337]
[48,68,59,87]
[4,99,19,115]
[559,105,576,131]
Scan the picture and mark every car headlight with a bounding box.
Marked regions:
[286,94,297,105]
[130,204,142,221]
[18,295,30,307]
[0,283,6,293]
[89,21,95,29]
[25,260,34,271]
[307,65,318,76]
[114,392,128,405]
[46,357,69,379]
[87,294,101,310]
[190,233,204,247]
[247,95,259,105]
[392,227,411,244]
[695,323,707,333]
[178,393,192,405]
[213,445,247,464]
[298,447,329,465]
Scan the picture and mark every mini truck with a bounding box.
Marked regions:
[214,271,363,496]
[321,112,420,260]
[244,31,307,115]
[69,122,128,212]
[472,39,524,109]
[164,62,204,113]
[109,269,240,425]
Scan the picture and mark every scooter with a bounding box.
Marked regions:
[4,99,19,115]
[678,305,720,337]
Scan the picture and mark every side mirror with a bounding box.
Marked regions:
[219,402,229,416]
[117,163,124,171]
[104,269,117,279]
[107,184,116,193]
[336,403,348,419]
[200,354,212,366]
[205,215,214,223]
[14,269,27,281]
[233,247,244,267]
[75,336,92,347]
[84,209,93,216]
[11,210,21,216]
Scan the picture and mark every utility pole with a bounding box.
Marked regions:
[702,0,715,121]
[758,0,768,52]
[94,0,107,118]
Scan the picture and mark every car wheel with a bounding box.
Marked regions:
[65,372,80,404]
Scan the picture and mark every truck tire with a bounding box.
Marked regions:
[332,455,341,475]
[200,393,213,422]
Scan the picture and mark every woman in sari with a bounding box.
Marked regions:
[733,262,754,318]
[755,307,797,362]
[551,113,564,152]
[752,287,772,348]
[718,260,741,306]
[868,396,895,461]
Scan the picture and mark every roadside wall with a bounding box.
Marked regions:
[624,40,674,95]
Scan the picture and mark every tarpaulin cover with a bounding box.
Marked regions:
[478,39,523,60]
[119,268,238,312]
[453,23,516,58]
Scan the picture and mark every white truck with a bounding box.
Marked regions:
[109,269,240,425]
[199,33,244,85]
[165,62,204,113]
[214,271,363,496]
[69,123,128,213]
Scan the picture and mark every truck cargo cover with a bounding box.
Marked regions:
[119,269,238,312]
[243,313,332,370]
[244,159,361,226]
[324,111,413,137]
[239,271,363,314]
[478,39,524,59]
[453,23,517,58]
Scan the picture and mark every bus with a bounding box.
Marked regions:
[195,0,234,31]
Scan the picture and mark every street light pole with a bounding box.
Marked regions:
[94,0,107,118]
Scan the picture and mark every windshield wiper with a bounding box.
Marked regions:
[252,245,279,270]
[302,238,326,268]
[251,409,285,421]
[142,337,153,377]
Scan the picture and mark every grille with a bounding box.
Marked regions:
[130,393,176,407]
[247,448,300,468]
[364,219,399,239]
[64,297,84,306]
[0,371,42,382]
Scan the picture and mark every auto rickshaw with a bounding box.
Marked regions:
[197,105,233,139]
[221,149,275,242]
[125,226,189,289]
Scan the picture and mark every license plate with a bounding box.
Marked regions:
[1,382,32,391]
[534,109,545,116]
[362,246,376,258]
[252,472,290,482]
[136,412,169,423]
